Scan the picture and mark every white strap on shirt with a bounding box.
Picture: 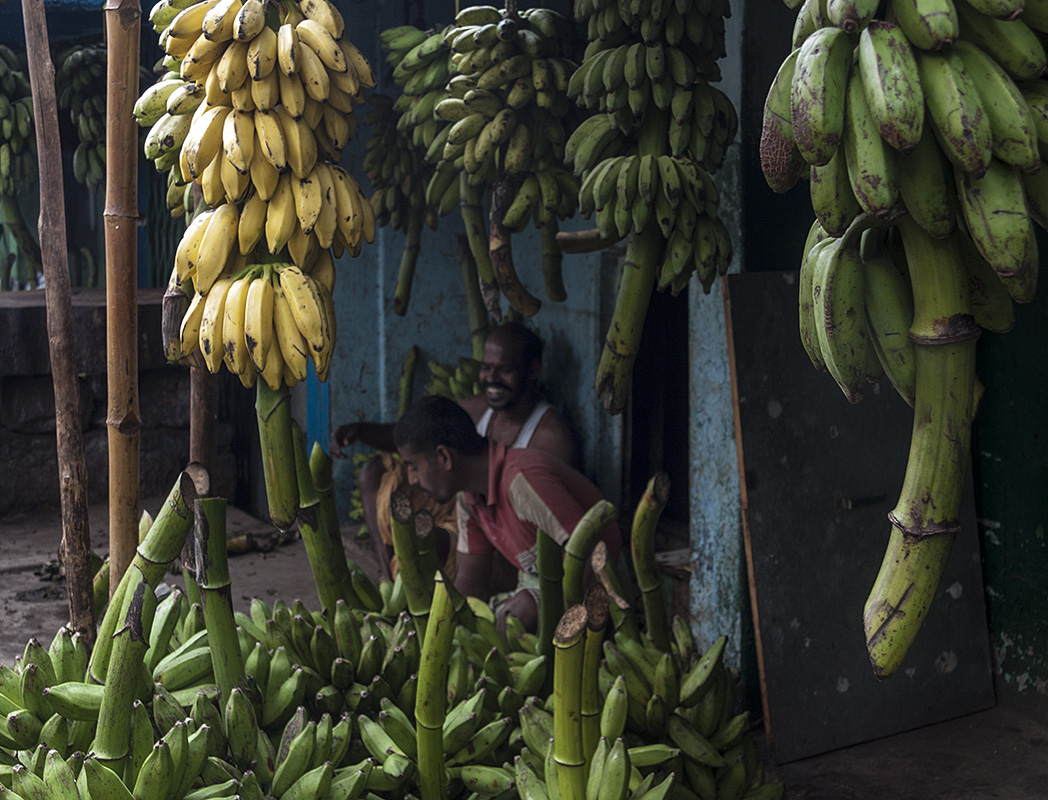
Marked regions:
[475,400,552,448]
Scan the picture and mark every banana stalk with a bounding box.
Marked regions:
[489,172,542,316]
[581,584,609,766]
[562,500,618,608]
[595,223,663,414]
[194,496,244,702]
[554,227,626,254]
[416,574,457,800]
[459,174,502,321]
[92,556,110,620]
[863,215,980,678]
[414,508,442,593]
[309,442,358,605]
[632,473,671,652]
[393,212,423,316]
[540,221,567,302]
[89,470,197,682]
[537,528,565,692]
[0,195,42,284]
[293,423,344,617]
[92,563,152,771]
[399,345,420,417]
[390,489,432,640]
[255,380,299,531]
[455,233,490,361]
[553,605,588,800]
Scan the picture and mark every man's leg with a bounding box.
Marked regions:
[359,454,393,581]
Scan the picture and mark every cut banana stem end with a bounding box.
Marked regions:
[863,217,980,678]
[553,605,588,800]
[540,221,567,302]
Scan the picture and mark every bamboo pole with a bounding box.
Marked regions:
[104,0,143,594]
[20,0,94,643]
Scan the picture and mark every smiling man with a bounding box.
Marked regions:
[394,394,620,633]
[331,322,579,579]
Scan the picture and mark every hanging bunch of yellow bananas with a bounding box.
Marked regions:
[0,44,36,199]
[565,0,736,414]
[136,0,378,390]
[760,0,1048,678]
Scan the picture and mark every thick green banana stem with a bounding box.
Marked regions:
[455,233,490,362]
[256,381,299,531]
[459,174,501,321]
[194,497,244,702]
[308,442,355,597]
[390,490,432,639]
[0,195,42,284]
[554,605,588,800]
[537,528,565,692]
[293,424,343,617]
[393,212,423,316]
[399,345,420,417]
[581,584,609,766]
[90,470,197,682]
[490,173,542,316]
[562,500,618,608]
[863,216,980,678]
[596,224,662,414]
[632,473,671,652]
[93,564,152,770]
[416,574,457,800]
[540,221,567,302]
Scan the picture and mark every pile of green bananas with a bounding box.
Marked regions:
[424,356,483,402]
[56,43,108,193]
[563,0,736,414]
[761,0,1046,677]
[0,44,36,199]
[0,472,782,800]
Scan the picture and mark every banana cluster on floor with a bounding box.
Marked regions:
[0,506,783,800]
[0,46,34,199]
[135,0,377,391]
[761,0,1043,678]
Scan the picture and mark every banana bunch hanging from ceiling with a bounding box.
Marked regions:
[566,0,737,415]
[761,0,1044,678]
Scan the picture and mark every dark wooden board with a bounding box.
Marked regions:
[727,271,996,764]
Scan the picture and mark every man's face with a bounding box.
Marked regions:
[398,445,455,503]
[479,338,535,410]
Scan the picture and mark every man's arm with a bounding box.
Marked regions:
[330,421,396,457]
[529,412,582,471]
[453,551,493,600]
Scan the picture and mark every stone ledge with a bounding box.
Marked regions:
[0,287,170,376]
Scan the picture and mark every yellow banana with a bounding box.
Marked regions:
[276,104,317,179]
[259,324,285,391]
[253,107,287,170]
[250,67,280,109]
[238,189,268,255]
[182,103,231,179]
[195,201,240,292]
[220,147,251,201]
[295,18,347,73]
[278,263,327,354]
[201,0,241,43]
[174,207,216,282]
[233,0,265,41]
[312,163,338,249]
[273,280,310,382]
[247,24,278,79]
[167,0,222,42]
[222,108,254,174]
[266,172,298,253]
[179,289,208,356]
[277,22,300,77]
[216,39,250,94]
[299,0,344,38]
[287,224,318,268]
[291,168,323,235]
[298,39,331,102]
[222,272,253,376]
[278,69,307,119]
[249,132,281,199]
[180,34,226,83]
[198,275,234,373]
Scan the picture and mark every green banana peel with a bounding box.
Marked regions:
[863,216,980,678]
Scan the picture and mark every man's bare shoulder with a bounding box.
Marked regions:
[531,406,581,468]
[459,394,489,422]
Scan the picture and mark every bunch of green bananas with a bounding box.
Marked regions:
[424,355,482,402]
[563,0,735,414]
[56,43,108,193]
[760,0,1048,678]
[0,44,36,199]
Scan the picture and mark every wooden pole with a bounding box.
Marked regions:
[20,0,95,643]
[104,0,143,594]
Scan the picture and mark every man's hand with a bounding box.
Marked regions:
[330,422,362,458]
[497,589,538,635]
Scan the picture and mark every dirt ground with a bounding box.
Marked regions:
[2,499,1047,799]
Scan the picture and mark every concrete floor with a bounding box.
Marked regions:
[2,498,1046,798]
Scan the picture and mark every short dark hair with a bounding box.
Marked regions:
[394,395,486,456]
[490,321,543,366]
